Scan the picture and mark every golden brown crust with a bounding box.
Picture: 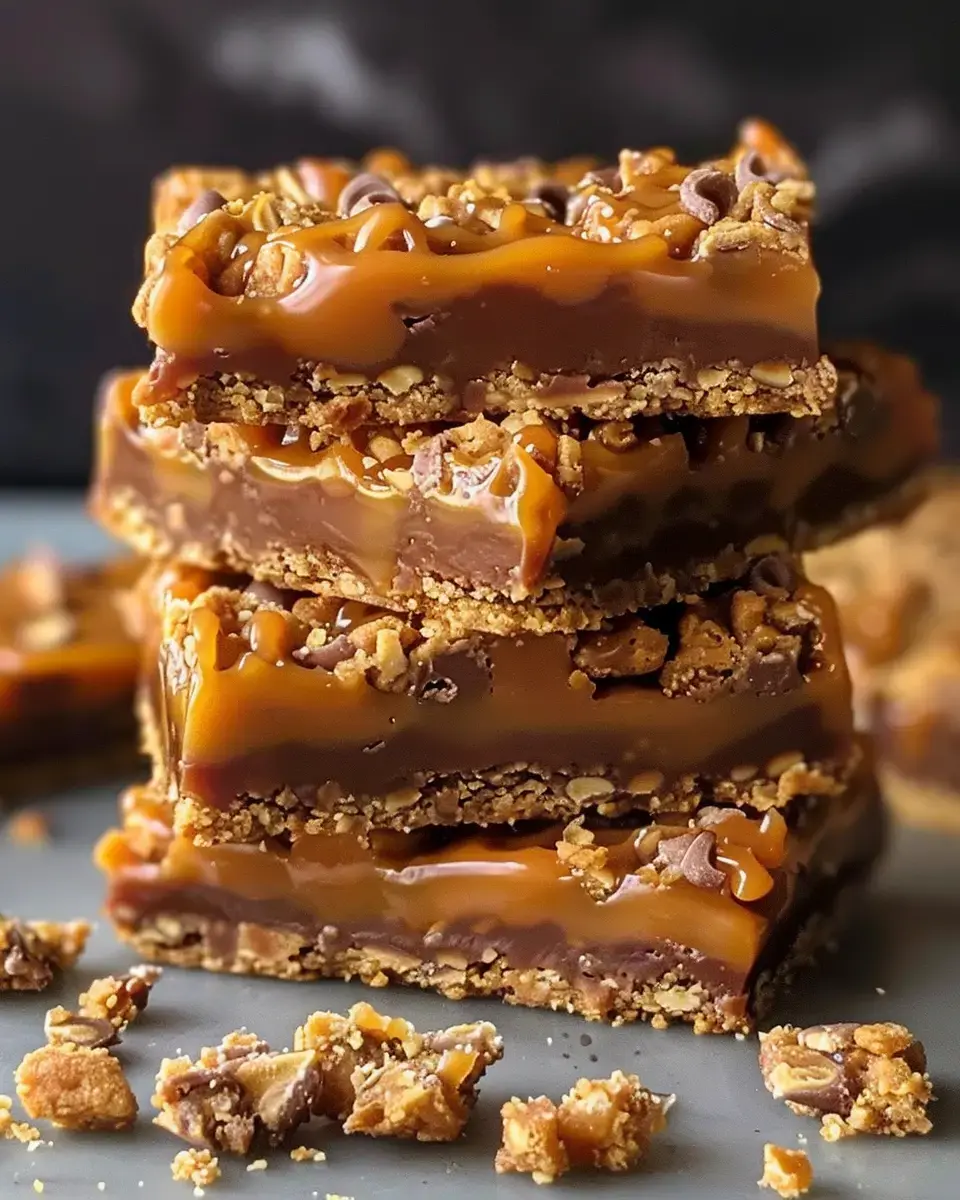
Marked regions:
[15,1044,138,1132]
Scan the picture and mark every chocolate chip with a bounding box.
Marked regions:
[525,182,569,223]
[293,634,356,672]
[338,172,402,218]
[678,831,726,890]
[678,168,738,226]
[2,927,52,991]
[734,150,787,191]
[738,649,802,697]
[583,166,622,192]
[177,189,227,235]
[748,556,798,597]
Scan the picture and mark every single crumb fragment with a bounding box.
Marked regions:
[171,1148,220,1188]
[290,1146,327,1162]
[246,1158,268,1171]
[16,1043,138,1131]
[759,1143,813,1197]
[5,810,50,846]
[0,917,90,992]
[0,1093,41,1143]
[79,964,163,1030]
[495,1071,671,1182]
[32,1182,44,1195]
[759,1021,932,1139]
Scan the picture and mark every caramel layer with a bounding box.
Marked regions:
[99,769,884,1024]
[0,555,140,762]
[93,345,935,613]
[135,127,824,418]
[151,566,853,825]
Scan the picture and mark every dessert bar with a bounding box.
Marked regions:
[808,475,960,829]
[143,561,855,843]
[92,343,937,631]
[98,756,885,1033]
[133,122,835,436]
[0,552,141,791]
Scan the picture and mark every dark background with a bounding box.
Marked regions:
[2,0,958,487]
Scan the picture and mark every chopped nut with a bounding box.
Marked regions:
[759,1144,812,1197]
[5,810,50,846]
[564,777,615,804]
[556,819,616,898]
[44,1008,119,1050]
[171,1147,221,1188]
[0,917,91,992]
[496,1072,670,1182]
[759,1022,932,1138]
[750,361,795,389]
[573,621,668,680]
[16,1044,137,1131]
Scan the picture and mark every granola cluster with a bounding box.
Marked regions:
[495,1071,671,1184]
[0,917,90,992]
[154,1003,502,1152]
[15,1044,138,1131]
[759,1022,933,1139]
[44,965,162,1049]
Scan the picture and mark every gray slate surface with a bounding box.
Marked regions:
[0,495,957,1199]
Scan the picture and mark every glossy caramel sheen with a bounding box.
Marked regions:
[150,566,853,807]
[93,347,936,603]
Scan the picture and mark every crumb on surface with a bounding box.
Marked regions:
[759,1021,932,1139]
[290,1146,327,1162]
[0,917,91,992]
[0,1093,41,1143]
[246,1159,268,1171]
[495,1071,671,1182]
[171,1147,220,1188]
[759,1143,813,1196]
[5,809,50,846]
[16,1043,138,1131]
[79,964,163,1030]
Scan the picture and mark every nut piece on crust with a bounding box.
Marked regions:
[759,1143,812,1197]
[759,1022,933,1139]
[0,918,90,992]
[16,1044,138,1131]
[171,1146,221,1188]
[495,1071,671,1183]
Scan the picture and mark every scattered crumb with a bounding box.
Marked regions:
[0,917,90,992]
[759,1022,932,1139]
[246,1159,268,1172]
[290,1146,327,1163]
[32,1182,44,1195]
[171,1148,221,1189]
[0,1093,41,1143]
[97,1184,106,1193]
[495,1071,671,1183]
[876,987,887,995]
[759,1143,813,1196]
[5,809,50,846]
[16,1043,138,1131]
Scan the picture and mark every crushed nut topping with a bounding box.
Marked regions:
[155,1004,502,1153]
[759,1143,813,1197]
[43,964,161,1051]
[16,1044,138,1131]
[495,1071,672,1183]
[759,1022,933,1139]
[0,917,90,992]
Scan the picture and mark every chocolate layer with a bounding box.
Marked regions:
[146,564,855,840]
[134,124,832,425]
[98,765,885,1031]
[0,554,140,769]
[92,344,937,624]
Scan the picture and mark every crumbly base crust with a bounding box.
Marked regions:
[138,355,838,435]
[166,752,853,844]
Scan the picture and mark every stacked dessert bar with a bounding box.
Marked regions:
[92,121,937,1032]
